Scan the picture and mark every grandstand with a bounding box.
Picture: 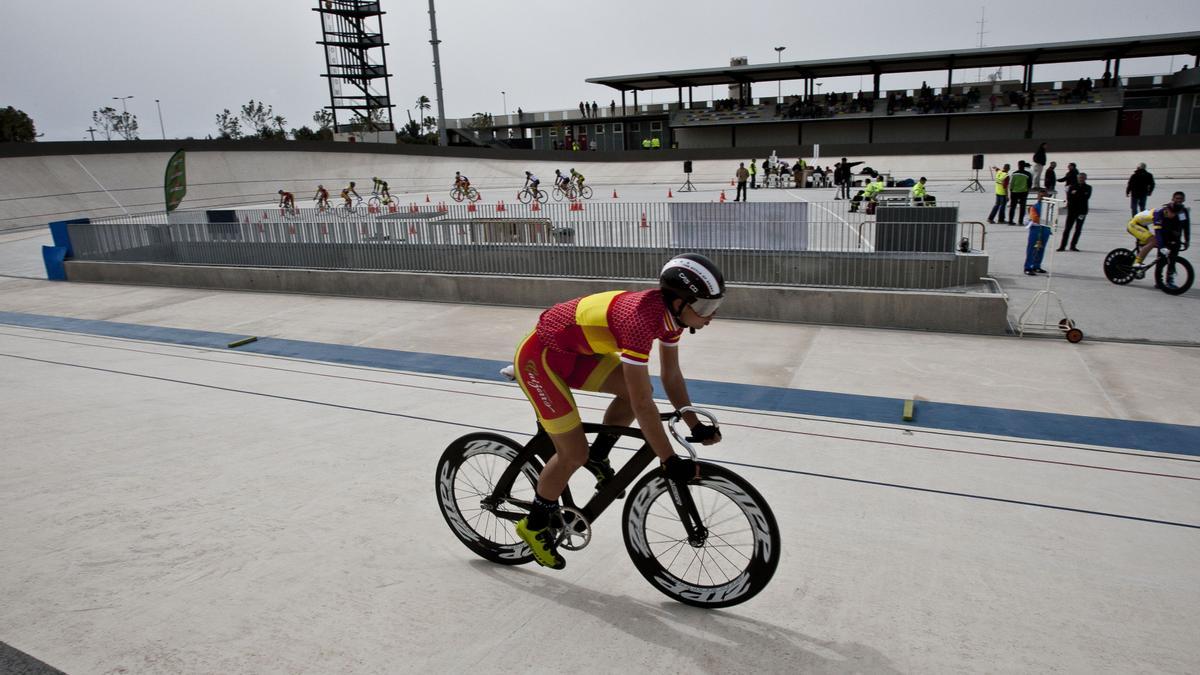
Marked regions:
[452,32,1200,151]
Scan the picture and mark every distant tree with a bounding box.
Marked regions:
[468,112,493,131]
[215,109,242,139]
[399,119,422,140]
[312,109,333,131]
[0,106,37,142]
[92,106,138,140]
[415,95,432,131]
[272,114,288,137]
[422,115,437,134]
[291,125,319,141]
[239,100,275,138]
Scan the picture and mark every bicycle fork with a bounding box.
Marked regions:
[665,474,709,547]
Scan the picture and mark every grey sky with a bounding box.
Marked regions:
[4,0,1197,142]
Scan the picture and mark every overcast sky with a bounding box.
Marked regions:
[4,0,1198,142]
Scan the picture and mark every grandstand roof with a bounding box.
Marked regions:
[586,32,1200,91]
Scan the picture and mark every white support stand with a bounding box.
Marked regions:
[1015,199,1084,342]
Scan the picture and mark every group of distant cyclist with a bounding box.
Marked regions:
[275,170,594,212]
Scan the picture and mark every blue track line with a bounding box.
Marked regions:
[2,310,1198,456]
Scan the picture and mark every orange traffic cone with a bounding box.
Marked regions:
[388,202,398,213]
[720,190,726,203]
[730,180,735,187]
[368,204,379,214]
[531,200,541,212]
[437,201,448,213]
[668,189,673,198]
[639,212,648,228]
[612,190,619,199]
[467,202,476,212]
[409,202,419,213]
[425,194,430,203]
[497,201,506,212]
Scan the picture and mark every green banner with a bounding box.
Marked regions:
[164,149,187,212]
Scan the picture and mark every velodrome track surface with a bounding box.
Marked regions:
[1,149,1199,672]
[0,276,1198,673]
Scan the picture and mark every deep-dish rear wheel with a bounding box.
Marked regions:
[436,433,541,565]
[1155,256,1194,295]
[622,463,779,608]
[1103,248,1136,285]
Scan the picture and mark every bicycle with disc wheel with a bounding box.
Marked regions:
[435,406,780,609]
[1103,241,1193,295]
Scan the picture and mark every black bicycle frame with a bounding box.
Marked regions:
[488,419,698,531]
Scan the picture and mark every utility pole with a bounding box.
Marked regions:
[86,127,97,141]
[774,46,786,100]
[155,99,166,139]
[975,8,988,83]
[427,0,449,146]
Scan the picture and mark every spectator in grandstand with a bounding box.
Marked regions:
[610,100,616,115]
[579,102,586,118]
[1031,143,1047,187]
[1007,161,1033,225]
[591,102,598,117]
[1043,161,1058,196]
[1058,173,1092,252]
[987,163,1010,224]
[735,163,749,201]
[1059,162,1079,191]
[1126,162,1156,216]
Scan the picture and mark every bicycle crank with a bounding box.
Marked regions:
[553,507,592,551]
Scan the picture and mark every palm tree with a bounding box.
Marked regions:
[272,114,288,139]
[415,95,431,132]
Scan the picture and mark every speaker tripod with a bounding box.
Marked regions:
[678,174,697,192]
[961,169,985,193]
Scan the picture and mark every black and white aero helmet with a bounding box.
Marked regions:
[659,253,725,317]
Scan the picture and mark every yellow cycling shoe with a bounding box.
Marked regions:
[516,517,565,570]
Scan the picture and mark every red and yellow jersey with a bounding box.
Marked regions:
[536,289,683,366]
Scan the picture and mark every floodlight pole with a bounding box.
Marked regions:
[427,0,449,146]
[774,47,786,100]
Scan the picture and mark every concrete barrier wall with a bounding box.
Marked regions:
[62,260,1011,335]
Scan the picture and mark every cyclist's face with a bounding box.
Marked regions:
[1172,194,1185,207]
[679,303,715,329]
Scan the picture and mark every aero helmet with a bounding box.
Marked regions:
[659,253,725,318]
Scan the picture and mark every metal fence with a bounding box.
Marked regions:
[73,199,989,291]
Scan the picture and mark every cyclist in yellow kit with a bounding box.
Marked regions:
[340,181,360,207]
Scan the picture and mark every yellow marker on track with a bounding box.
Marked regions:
[902,398,915,422]
[227,336,258,349]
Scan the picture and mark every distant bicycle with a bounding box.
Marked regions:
[367,193,393,210]
[1103,242,1193,295]
[335,198,366,219]
[517,186,548,204]
[450,185,480,203]
[553,183,594,201]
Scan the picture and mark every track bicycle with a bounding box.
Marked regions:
[516,186,549,204]
[435,407,780,609]
[367,192,393,210]
[1103,241,1193,295]
[334,197,366,219]
[450,185,480,203]
[551,183,573,201]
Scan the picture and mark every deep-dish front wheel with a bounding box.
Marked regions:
[622,463,780,608]
[435,433,541,565]
[1155,256,1194,295]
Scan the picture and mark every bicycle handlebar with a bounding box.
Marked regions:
[664,407,720,460]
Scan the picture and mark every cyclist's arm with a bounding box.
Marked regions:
[657,342,704,432]
[621,363,679,462]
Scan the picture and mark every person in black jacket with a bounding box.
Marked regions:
[1126,163,1155,216]
[1043,161,1058,197]
[1059,162,1079,191]
[1058,173,1092,251]
[1031,142,1048,188]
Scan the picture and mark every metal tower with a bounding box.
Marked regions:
[313,1,395,133]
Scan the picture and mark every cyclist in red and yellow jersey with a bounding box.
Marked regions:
[510,253,725,569]
[277,190,295,210]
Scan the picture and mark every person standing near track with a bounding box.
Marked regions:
[1006,161,1032,225]
[1057,173,1091,252]
[749,159,758,189]
[1126,163,1155,217]
[987,163,1010,224]
[735,163,749,201]
[509,254,725,569]
[1031,142,1048,188]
